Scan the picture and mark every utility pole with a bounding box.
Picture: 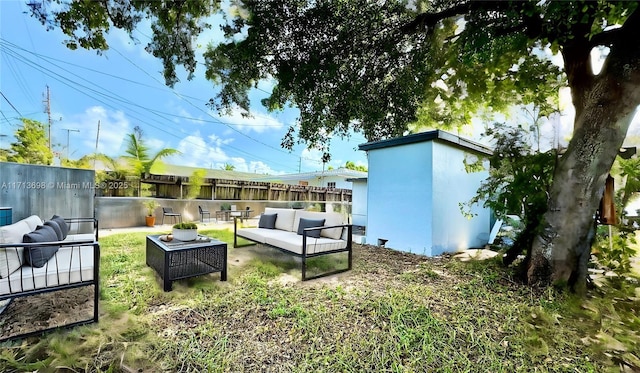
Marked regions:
[43,85,52,151]
[62,128,79,159]
[94,120,101,170]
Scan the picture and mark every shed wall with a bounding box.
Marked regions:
[365,142,433,254]
[430,143,491,255]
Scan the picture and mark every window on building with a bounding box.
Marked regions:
[327,182,336,188]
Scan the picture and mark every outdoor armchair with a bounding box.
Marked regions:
[161,207,182,225]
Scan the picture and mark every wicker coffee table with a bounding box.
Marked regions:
[146,234,227,291]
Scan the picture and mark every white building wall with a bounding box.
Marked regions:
[299,175,352,189]
[430,142,491,255]
[350,179,368,227]
[365,142,433,255]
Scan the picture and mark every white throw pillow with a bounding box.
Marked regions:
[265,208,297,232]
[0,219,33,278]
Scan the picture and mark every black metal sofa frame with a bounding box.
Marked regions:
[0,217,100,342]
[233,217,353,281]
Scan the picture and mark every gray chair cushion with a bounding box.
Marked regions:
[23,225,60,268]
[297,218,325,238]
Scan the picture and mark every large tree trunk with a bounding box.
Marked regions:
[528,34,640,292]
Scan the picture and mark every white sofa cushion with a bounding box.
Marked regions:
[0,247,24,279]
[23,215,44,232]
[236,228,270,244]
[264,232,347,255]
[0,244,95,295]
[0,219,34,278]
[265,208,296,232]
[293,210,344,240]
[65,233,97,242]
[0,220,33,245]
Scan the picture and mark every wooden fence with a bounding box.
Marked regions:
[97,174,352,202]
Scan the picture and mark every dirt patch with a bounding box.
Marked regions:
[0,286,95,340]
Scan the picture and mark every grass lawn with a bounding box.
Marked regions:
[1,228,639,372]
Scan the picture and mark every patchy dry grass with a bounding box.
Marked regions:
[1,229,639,372]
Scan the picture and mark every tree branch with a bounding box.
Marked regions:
[399,1,475,35]
[590,27,624,48]
[590,4,640,48]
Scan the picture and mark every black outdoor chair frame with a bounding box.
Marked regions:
[199,206,211,223]
[162,207,182,225]
[0,217,100,342]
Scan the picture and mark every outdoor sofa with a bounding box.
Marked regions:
[234,207,352,280]
[0,214,100,341]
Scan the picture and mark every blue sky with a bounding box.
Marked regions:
[0,1,369,175]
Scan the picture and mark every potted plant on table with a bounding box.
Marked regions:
[143,200,161,227]
[172,222,198,241]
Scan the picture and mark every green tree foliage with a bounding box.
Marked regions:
[91,153,133,181]
[26,0,564,152]
[465,123,556,271]
[7,118,53,165]
[468,124,555,222]
[221,163,235,171]
[185,169,206,199]
[61,155,93,169]
[0,148,9,162]
[592,225,638,277]
[592,156,640,278]
[124,126,180,176]
[345,161,367,172]
[614,157,640,216]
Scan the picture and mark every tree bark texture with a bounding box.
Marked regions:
[528,33,640,292]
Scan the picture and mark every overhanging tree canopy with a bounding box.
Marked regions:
[28,0,640,292]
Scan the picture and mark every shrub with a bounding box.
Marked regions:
[173,222,197,229]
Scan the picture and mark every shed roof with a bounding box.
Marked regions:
[358,130,492,156]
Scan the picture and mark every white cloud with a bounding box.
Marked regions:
[353,159,368,169]
[146,137,170,154]
[222,158,283,175]
[300,148,324,170]
[177,107,206,125]
[208,133,234,146]
[249,161,283,175]
[214,107,284,133]
[61,106,130,157]
[168,134,226,167]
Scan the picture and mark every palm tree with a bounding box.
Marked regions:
[88,153,136,196]
[123,126,180,177]
[221,163,235,171]
[86,128,179,196]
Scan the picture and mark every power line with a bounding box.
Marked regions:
[2,53,36,107]
[0,111,12,128]
[110,46,308,160]
[1,38,365,160]
[0,41,302,172]
[0,91,23,117]
[1,40,303,158]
